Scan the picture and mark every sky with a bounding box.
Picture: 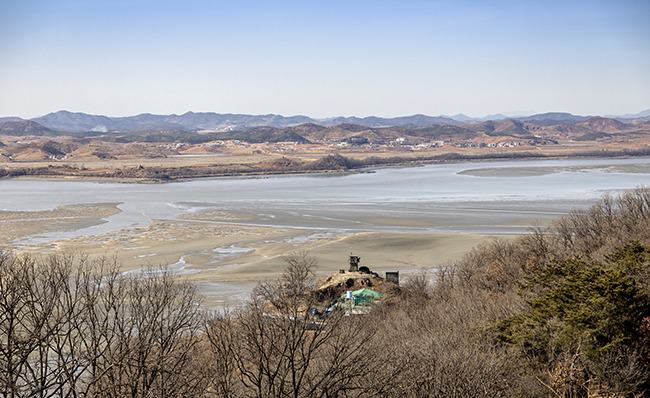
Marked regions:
[0,0,649,119]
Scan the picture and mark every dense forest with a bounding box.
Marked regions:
[1,188,650,397]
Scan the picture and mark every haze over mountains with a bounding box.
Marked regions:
[0,109,649,134]
[1,109,650,177]
[0,110,649,150]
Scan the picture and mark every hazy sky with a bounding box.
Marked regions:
[1,0,649,119]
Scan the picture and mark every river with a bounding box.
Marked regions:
[2,157,650,244]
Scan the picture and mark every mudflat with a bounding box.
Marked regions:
[5,156,648,305]
[1,204,501,305]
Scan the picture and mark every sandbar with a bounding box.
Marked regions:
[1,203,505,305]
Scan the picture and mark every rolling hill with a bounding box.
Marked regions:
[16,110,530,132]
[0,110,648,145]
[0,120,58,136]
[467,119,535,137]
[518,112,591,126]
[32,111,114,132]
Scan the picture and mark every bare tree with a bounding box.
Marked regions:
[83,266,207,398]
[203,310,241,398]
[204,251,397,398]
[0,250,208,398]
[0,252,84,398]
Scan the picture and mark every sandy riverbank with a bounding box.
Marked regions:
[1,204,502,305]
[2,155,648,305]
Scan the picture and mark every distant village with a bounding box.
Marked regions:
[158,136,548,157]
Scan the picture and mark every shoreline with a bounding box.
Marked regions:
[3,149,650,184]
[3,155,648,305]
[3,209,501,305]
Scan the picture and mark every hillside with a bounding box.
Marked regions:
[0,120,57,136]
[551,116,633,138]
[0,110,646,140]
[467,119,536,137]
[519,112,591,126]
[0,116,23,124]
[32,111,114,132]
[576,116,630,132]
[1,110,649,174]
[1,188,648,397]
[219,126,312,143]
[320,114,460,127]
[29,111,464,132]
[30,111,327,132]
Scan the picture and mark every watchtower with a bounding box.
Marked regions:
[349,255,360,272]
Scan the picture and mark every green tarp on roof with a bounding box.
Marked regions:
[338,288,385,302]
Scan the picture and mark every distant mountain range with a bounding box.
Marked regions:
[0,109,648,134]
[2,113,649,148]
[19,111,462,133]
